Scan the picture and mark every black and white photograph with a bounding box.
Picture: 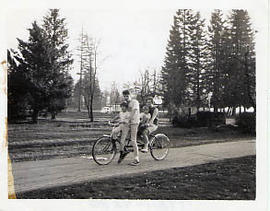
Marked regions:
[0,0,268,210]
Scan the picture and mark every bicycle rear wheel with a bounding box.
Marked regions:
[150,133,170,161]
[92,136,117,165]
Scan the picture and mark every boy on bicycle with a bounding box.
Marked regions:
[110,102,130,154]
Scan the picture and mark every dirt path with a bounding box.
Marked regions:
[10,140,255,194]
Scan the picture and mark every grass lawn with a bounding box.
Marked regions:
[8,112,254,162]
[158,125,254,148]
[16,155,256,200]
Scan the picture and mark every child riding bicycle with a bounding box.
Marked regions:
[110,102,130,153]
[140,97,159,153]
[138,105,151,136]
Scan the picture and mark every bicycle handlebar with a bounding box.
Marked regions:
[107,121,119,127]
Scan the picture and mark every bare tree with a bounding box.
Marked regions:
[137,68,162,104]
[77,27,88,112]
[83,35,100,121]
[110,81,121,111]
[77,30,101,121]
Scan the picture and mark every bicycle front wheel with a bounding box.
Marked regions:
[150,133,170,161]
[92,136,117,165]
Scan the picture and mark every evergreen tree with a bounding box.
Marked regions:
[224,10,256,112]
[42,9,74,119]
[161,9,192,109]
[7,49,31,120]
[8,9,74,123]
[15,21,57,122]
[188,11,208,110]
[206,10,227,112]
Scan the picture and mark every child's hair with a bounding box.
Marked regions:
[120,101,129,108]
[146,96,154,104]
[122,90,130,95]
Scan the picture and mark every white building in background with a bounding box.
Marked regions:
[101,106,110,113]
[101,104,121,113]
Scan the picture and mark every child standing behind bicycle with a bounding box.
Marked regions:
[110,102,130,152]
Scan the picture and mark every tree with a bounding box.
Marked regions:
[225,10,256,112]
[8,9,73,123]
[101,90,110,108]
[137,69,151,103]
[134,68,163,105]
[7,49,31,121]
[187,11,208,110]
[42,9,74,119]
[77,28,88,112]
[161,11,185,108]
[109,81,121,110]
[161,9,195,111]
[78,32,101,121]
[206,10,228,112]
[14,21,56,122]
[151,69,158,95]
[160,9,256,118]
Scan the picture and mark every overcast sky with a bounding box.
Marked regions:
[6,8,178,91]
[4,2,262,92]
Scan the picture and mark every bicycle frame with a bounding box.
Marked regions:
[92,132,170,165]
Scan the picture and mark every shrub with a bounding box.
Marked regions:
[235,112,256,135]
[171,110,226,128]
[172,115,194,128]
[196,112,226,127]
[8,100,32,123]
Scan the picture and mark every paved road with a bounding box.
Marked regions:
[10,140,255,194]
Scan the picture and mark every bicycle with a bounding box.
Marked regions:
[92,123,170,165]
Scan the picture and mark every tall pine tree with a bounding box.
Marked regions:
[161,9,194,110]
[8,9,74,122]
[42,9,74,119]
[188,11,208,110]
[225,10,256,113]
[14,22,56,122]
[206,10,227,112]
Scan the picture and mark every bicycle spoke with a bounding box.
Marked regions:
[92,136,117,165]
[150,134,170,161]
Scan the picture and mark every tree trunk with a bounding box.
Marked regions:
[90,94,94,122]
[226,107,229,116]
[232,107,236,116]
[244,52,256,113]
[32,109,39,123]
[51,112,56,120]
[90,104,93,122]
